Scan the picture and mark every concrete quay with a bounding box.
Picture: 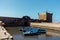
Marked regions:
[30,22,60,31]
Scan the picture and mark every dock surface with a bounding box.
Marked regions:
[30,22,60,31]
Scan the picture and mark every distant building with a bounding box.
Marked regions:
[0,16,31,26]
[38,12,53,22]
[0,16,23,26]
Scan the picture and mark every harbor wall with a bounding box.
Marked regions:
[30,22,60,30]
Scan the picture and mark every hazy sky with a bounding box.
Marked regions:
[0,0,60,22]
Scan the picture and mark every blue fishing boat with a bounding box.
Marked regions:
[22,27,46,35]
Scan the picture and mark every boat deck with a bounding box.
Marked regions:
[0,26,13,40]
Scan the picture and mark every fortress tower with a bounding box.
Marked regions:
[38,12,53,22]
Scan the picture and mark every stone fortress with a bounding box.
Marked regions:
[0,11,53,26]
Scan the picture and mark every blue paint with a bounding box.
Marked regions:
[20,27,46,35]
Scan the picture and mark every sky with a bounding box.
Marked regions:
[0,0,60,22]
